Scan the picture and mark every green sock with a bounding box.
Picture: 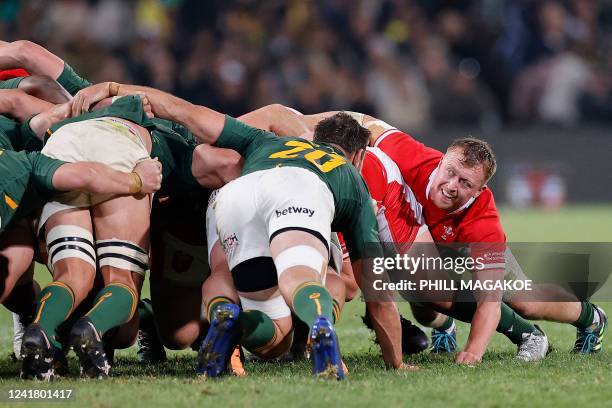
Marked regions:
[332,299,342,323]
[572,302,595,330]
[33,282,75,348]
[239,310,276,352]
[444,301,477,323]
[87,283,137,336]
[438,316,455,331]
[206,296,234,323]
[292,282,334,327]
[497,303,538,344]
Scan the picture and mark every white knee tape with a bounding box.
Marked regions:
[274,245,325,278]
[96,239,149,276]
[239,295,291,320]
[46,225,96,273]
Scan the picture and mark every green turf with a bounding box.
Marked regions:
[0,206,611,407]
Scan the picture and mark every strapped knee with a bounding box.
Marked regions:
[96,239,149,276]
[46,225,96,273]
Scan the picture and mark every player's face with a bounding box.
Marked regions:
[431,149,486,211]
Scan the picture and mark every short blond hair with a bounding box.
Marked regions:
[447,137,497,182]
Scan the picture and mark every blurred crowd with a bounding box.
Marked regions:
[1,0,611,132]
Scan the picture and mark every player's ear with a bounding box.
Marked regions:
[352,148,366,171]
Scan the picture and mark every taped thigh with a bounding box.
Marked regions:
[96,239,149,277]
[273,245,326,279]
[239,294,291,320]
[46,225,96,273]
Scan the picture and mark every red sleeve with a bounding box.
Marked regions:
[0,69,30,80]
[457,191,506,271]
[361,151,387,202]
[374,130,443,192]
[337,232,349,260]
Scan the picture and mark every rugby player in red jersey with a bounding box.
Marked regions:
[249,105,606,363]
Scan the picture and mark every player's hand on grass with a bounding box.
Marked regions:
[71,82,113,116]
[133,158,163,194]
[455,351,482,365]
[397,362,421,371]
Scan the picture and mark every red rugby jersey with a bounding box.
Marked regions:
[0,68,30,80]
[339,147,424,258]
[374,129,506,270]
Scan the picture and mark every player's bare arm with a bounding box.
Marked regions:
[458,268,504,364]
[28,101,71,138]
[52,158,162,195]
[0,89,54,122]
[0,40,65,79]
[191,144,242,188]
[72,82,225,144]
[237,104,313,137]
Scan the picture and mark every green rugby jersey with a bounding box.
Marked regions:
[0,128,13,151]
[0,114,43,152]
[0,77,25,89]
[0,149,65,233]
[47,95,200,196]
[56,63,92,96]
[214,116,381,261]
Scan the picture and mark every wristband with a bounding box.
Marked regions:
[109,82,120,96]
[129,172,143,194]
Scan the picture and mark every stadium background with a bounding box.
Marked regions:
[1,1,612,407]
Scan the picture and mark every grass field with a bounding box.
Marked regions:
[0,205,611,407]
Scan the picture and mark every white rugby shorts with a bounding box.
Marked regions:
[39,117,150,230]
[213,166,334,270]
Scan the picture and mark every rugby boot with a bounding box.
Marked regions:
[19,323,68,381]
[69,317,112,379]
[310,316,345,380]
[363,312,429,355]
[229,346,246,377]
[573,305,607,354]
[288,315,310,361]
[430,325,457,354]
[196,303,241,378]
[20,323,58,381]
[516,324,550,362]
[400,316,429,354]
[136,302,167,364]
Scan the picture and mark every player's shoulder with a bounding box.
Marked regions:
[459,188,505,240]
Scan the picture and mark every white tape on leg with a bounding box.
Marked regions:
[273,245,325,278]
[46,225,96,273]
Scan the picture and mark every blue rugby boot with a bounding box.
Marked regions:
[197,303,241,378]
[430,324,457,354]
[573,305,607,354]
[310,316,345,380]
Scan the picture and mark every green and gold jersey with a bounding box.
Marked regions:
[215,116,381,261]
[0,149,65,233]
